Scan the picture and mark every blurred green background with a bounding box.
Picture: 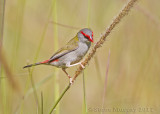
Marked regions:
[0,0,160,114]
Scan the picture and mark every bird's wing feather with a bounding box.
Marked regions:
[49,36,79,62]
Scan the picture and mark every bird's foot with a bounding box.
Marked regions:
[80,63,85,69]
[69,78,73,84]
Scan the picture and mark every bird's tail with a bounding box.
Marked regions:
[23,62,41,68]
[23,59,50,68]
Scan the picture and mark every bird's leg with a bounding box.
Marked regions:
[66,62,85,69]
[62,68,73,84]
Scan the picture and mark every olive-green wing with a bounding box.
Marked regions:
[49,36,79,62]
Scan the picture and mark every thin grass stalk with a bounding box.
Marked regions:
[0,49,19,90]
[52,0,60,114]
[49,0,138,111]
[49,83,71,114]
[11,0,26,70]
[25,73,53,99]
[82,0,91,113]
[51,21,80,30]
[0,0,20,110]
[0,69,7,114]
[0,0,5,47]
[28,67,40,113]
[31,2,53,74]
[0,0,6,113]
[13,0,27,112]
[0,48,20,114]
[101,49,110,114]
[82,71,88,114]
[81,0,91,113]
[15,73,53,114]
[41,92,43,114]
[92,0,103,84]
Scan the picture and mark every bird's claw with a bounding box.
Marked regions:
[69,78,73,84]
[80,63,85,69]
[69,78,76,85]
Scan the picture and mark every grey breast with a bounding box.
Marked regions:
[51,42,91,68]
[57,42,91,67]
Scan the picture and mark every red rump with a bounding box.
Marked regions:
[40,59,58,64]
[40,60,49,64]
[51,59,59,62]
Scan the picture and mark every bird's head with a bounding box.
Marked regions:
[77,28,93,43]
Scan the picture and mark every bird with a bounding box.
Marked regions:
[23,28,93,83]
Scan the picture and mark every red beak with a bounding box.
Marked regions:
[89,36,94,43]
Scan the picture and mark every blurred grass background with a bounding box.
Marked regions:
[0,0,160,114]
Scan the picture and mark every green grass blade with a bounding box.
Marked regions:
[25,73,53,99]
[0,0,5,112]
[49,83,71,114]
[28,67,40,113]
[41,92,43,114]
[52,0,60,114]
[0,0,5,46]
[15,73,53,114]
[0,68,7,114]
[11,0,26,70]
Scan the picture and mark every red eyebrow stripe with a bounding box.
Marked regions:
[81,31,90,39]
[81,31,93,42]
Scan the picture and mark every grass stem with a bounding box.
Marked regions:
[82,71,88,114]
[41,92,43,114]
[28,67,40,113]
[49,83,71,114]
